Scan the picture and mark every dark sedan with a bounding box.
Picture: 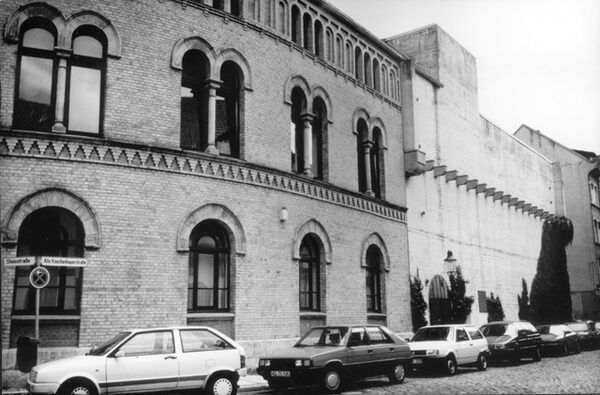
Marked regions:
[566,322,600,350]
[479,321,541,363]
[256,325,411,393]
[536,324,580,355]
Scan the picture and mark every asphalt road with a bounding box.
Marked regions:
[246,349,600,394]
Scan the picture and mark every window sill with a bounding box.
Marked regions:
[186,312,234,319]
[300,312,326,319]
[367,313,387,320]
[11,315,80,321]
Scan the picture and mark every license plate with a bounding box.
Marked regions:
[413,359,423,365]
[271,370,291,377]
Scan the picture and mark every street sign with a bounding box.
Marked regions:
[41,257,87,267]
[30,267,50,289]
[3,257,35,266]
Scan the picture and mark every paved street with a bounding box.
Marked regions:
[246,349,600,394]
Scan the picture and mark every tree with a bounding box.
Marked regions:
[487,292,505,322]
[517,278,531,321]
[530,216,574,325]
[410,272,428,332]
[448,266,474,324]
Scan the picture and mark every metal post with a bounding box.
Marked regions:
[35,257,40,340]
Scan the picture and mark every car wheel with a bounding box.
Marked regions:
[388,363,405,384]
[477,353,488,371]
[58,381,96,395]
[321,366,343,394]
[533,347,541,362]
[206,375,237,395]
[445,355,457,376]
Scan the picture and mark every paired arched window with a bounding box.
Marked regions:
[14,20,107,134]
[356,117,385,199]
[188,220,231,311]
[299,235,321,311]
[14,207,84,315]
[365,245,384,313]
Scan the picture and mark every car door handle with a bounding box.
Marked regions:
[367,349,373,354]
[164,355,177,360]
[389,347,395,351]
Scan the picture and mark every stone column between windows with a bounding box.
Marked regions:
[301,112,314,177]
[52,51,70,133]
[205,79,221,155]
[363,140,374,196]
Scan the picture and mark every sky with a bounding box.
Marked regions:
[327,0,600,155]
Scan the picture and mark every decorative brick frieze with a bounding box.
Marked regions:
[0,133,406,223]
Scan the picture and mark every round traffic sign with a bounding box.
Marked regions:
[30,267,50,289]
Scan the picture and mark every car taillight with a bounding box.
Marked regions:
[240,355,246,368]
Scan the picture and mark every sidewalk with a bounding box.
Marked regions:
[1,373,270,394]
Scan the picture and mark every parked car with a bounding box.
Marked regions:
[479,321,542,363]
[27,326,246,395]
[565,321,600,350]
[408,324,489,375]
[256,325,411,393]
[536,324,580,355]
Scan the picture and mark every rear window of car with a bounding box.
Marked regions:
[480,324,507,337]
[180,329,233,352]
[366,327,393,344]
[413,327,450,342]
[467,328,484,340]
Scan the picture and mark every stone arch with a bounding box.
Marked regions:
[171,36,218,72]
[360,232,390,271]
[311,85,334,123]
[214,48,253,90]
[369,117,388,148]
[352,108,371,136]
[283,75,312,109]
[176,203,246,255]
[292,219,332,263]
[63,11,122,57]
[4,2,66,44]
[1,188,101,249]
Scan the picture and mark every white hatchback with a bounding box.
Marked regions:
[409,324,489,375]
[27,326,246,395]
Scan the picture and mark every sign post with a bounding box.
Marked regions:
[29,265,50,340]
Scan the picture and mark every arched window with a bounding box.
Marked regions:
[371,127,383,199]
[312,97,327,180]
[181,50,209,151]
[356,118,368,193]
[291,87,307,174]
[363,52,372,87]
[389,69,397,100]
[188,220,231,311]
[335,35,343,67]
[14,20,57,131]
[372,58,381,92]
[354,47,363,81]
[366,245,383,313]
[381,65,388,96]
[326,28,334,62]
[314,20,324,58]
[67,27,106,134]
[303,13,313,52]
[345,41,353,73]
[299,235,321,311]
[216,61,242,158]
[13,207,84,315]
[291,6,301,45]
[276,1,287,34]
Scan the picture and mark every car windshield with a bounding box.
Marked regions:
[87,332,131,355]
[412,327,450,342]
[566,323,588,332]
[296,327,348,347]
[480,324,507,337]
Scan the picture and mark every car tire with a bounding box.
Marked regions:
[445,355,457,376]
[321,366,343,394]
[58,381,97,395]
[388,362,405,384]
[533,347,541,362]
[477,353,488,371]
[206,375,237,395]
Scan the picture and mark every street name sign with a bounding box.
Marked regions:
[41,257,87,267]
[3,257,35,266]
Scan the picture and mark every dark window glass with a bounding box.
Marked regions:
[188,221,230,311]
[366,245,382,313]
[13,207,84,315]
[356,119,368,192]
[181,50,209,151]
[216,62,241,158]
[291,87,306,173]
[299,236,320,311]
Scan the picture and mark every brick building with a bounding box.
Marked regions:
[0,0,567,373]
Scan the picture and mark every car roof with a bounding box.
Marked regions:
[419,324,477,329]
[126,326,216,332]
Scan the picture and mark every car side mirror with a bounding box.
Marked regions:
[113,350,125,358]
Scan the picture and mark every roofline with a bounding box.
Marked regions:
[516,124,598,163]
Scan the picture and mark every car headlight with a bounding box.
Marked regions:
[259,359,270,367]
[426,349,440,355]
[29,369,38,383]
[295,359,312,367]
